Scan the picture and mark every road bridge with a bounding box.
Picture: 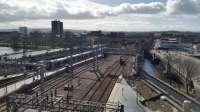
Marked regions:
[104,48,137,55]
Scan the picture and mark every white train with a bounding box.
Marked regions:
[46,48,104,70]
[0,48,104,82]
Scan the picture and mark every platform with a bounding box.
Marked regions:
[107,75,143,112]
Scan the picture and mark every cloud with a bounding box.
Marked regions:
[166,0,200,14]
[0,0,165,22]
[0,0,199,22]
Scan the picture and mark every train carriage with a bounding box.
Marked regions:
[46,48,104,71]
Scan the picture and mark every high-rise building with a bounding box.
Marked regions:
[51,20,63,37]
[19,27,28,37]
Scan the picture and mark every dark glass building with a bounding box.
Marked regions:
[51,20,63,37]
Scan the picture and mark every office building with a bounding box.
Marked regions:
[19,27,28,37]
[51,20,63,37]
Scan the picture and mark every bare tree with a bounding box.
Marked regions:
[180,58,199,94]
[165,51,174,85]
[165,51,173,74]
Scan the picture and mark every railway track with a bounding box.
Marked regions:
[15,58,107,110]
[92,65,122,102]
[68,56,129,111]
[94,57,129,103]
[24,62,96,102]
[30,56,105,95]
[0,50,92,89]
[64,57,123,111]
[0,102,7,112]
[1,56,131,112]
[141,70,200,111]
[0,67,87,112]
[80,57,121,100]
[89,65,121,102]
[0,59,103,112]
[81,56,129,102]
[99,67,123,103]
[32,60,103,94]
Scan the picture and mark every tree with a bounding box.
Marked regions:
[180,58,199,94]
[165,51,173,73]
[165,51,174,85]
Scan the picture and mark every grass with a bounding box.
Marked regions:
[178,87,195,97]
[154,67,196,97]
[159,74,195,97]
[150,59,200,112]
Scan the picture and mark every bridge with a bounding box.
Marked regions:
[104,48,137,55]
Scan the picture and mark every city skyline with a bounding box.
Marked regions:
[0,0,199,31]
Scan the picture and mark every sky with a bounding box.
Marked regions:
[0,0,200,31]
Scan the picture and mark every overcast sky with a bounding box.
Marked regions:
[0,0,199,31]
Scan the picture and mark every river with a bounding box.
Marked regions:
[142,59,157,77]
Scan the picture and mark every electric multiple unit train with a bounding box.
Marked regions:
[45,48,104,70]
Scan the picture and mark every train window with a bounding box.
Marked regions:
[60,61,64,67]
[77,56,80,62]
[86,53,88,58]
[82,54,85,59]
[73,57,76,62]
[59,61,62,67]
[48,62,53,70]
[66,58,70,64]
[56,62,59,68]
[88,52,91,57]
[64,59,67,63]
[78,56,81,62]
[79,55,81,61]
[81,55,84,60]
